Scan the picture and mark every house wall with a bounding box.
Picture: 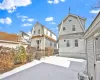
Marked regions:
[44,28,57,40]
[58,15,85,58]
[59,38,86,59]
[86,36,96,80]
[0,41,28,48]
[31,37,57,49]
[59,15,84,35]
[45,38,57,49]
[32,23,43,36]
[31,37,45,49]
[31,22,57,50]
[84,13,100,80]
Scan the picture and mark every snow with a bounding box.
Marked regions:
[0,56,86,80]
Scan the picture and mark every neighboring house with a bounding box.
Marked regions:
[84,12,100,80]
[58,13,86,59]
[19,31,31,44]
[0,32,29,48]
[31,22,57,50]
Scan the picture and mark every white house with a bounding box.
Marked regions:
[31,22,57,50]
[84,12,100,80]
[58,13,86,59]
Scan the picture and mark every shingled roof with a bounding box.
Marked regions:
[0,32,19,42]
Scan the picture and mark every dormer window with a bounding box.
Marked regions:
[72,25,76,31]
[63,27,66,31]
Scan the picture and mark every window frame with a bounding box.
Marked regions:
[34,31,35,34]
[38,30,40,34]
[63,27,66,31]
[72,25,76,31]
[66,40,70,47]
[75,40,78,47]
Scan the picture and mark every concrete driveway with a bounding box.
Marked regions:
[1,62,78,80]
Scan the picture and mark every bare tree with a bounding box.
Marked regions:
[93,0,100,9]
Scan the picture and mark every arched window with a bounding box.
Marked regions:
[75,40,78,47]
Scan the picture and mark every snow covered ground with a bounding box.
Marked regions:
[0,56,86,80]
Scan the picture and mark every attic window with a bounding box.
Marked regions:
[69,20,72,22]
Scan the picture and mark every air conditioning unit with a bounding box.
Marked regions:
[78,72,89,80]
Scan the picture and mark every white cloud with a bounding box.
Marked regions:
[50,22,56,24]
[60,0,65,2]
[0,17,12,24]
[45,17,54,22]
[27,18,34,22]
[48,0,53,4]
[54,0,59,4]
[47,0,65,4]
[22,19,26,22]
[90,10,100,14]
[22,23,32,26]
[17,14,34,22]
[0,0,32,13]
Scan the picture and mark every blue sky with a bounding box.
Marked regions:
[0,0,99,35]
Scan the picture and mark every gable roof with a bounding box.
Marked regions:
[33,22,57,36]
[58,13,86,27]
[85,11,100,35]
[0,32,19,42]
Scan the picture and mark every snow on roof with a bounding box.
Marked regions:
[0,56,86,80]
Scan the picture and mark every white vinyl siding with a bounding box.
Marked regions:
[87,36,95,80]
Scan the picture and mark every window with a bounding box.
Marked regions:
[38,30,40,34]
[50,42,52,46]
[50,33,52,37]
[69,19,72,22]
[34,31,35,34]
[63,27,66,30]
[75,40,78,47]
[66,40,70,47]
[72,25,76,31]
[36,40,39,44]
[54,43,56,47]
[46,30,48,35]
